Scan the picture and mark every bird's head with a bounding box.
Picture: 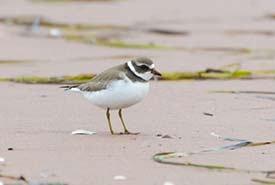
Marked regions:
[127,57,161,81]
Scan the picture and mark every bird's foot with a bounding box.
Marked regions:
[122,130,140,135]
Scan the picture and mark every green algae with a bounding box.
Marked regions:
[161,70,252,80]
[161,72,200,80]
[32,0,113,2]
[64,33,170,49]
[65,35,169,50]
[64,32,254,52]
[230,70,252,78]
[0,67,274,84]
[65,33,253,52]
[11,76,64,84]
[0,71,251,84]
[0,59,31,65]
[0,16,259,52]
[185,47,251,54]
[225,30,275,36]
[64,34,95,43]
[153,152,264,173]
[0,77,9,82]
[255,70,275,75]
[153,139,275,174]
[96,40,169,49]
[0,16,251,53]
[153,132,275,176]
[252,179,275,185]
[9,74,94,84]
[65,32,254,51]
[0,16,126,31]
[3,15,275,56]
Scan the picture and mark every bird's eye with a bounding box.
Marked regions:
[140,65,149,70]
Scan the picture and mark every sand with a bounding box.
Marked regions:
[0,0,275,184]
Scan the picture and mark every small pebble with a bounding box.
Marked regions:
[71,130,96,135]
[156,133,162,137]
[0,157,5,163]
[113,175,126,180]
[163,181,175,185]
[8,147,13,151]
[49,28,62,37]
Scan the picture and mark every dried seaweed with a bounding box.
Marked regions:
[0,16,126,31]
[0,174,28,184]
[211,91,275,95]
[31,0,113,2]
[1,68,275,84]
[0,173,67,185]
[7,74,95,84]
[225,30,275,36]
[153,136,275,176]
[252,179,275,185]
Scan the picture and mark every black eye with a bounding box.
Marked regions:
[140,65,149,70]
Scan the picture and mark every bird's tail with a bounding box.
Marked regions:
[60,85,80,92]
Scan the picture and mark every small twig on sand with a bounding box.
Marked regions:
[0,174,28,184]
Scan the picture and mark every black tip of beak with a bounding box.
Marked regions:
[152,69,162,76]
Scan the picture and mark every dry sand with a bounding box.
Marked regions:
[0,0,275,185]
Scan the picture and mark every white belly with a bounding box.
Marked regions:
[82,80,149,110]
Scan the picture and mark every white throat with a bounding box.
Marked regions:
[127,61,153,81]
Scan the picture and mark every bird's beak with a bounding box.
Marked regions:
[152,69,162,76]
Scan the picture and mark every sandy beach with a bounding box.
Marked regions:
[0,0,275,184]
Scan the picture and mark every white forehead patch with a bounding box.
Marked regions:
[127,61,153,81]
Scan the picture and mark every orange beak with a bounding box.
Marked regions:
[152,69,162,76]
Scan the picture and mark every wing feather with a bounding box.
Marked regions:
[77,66,125,92]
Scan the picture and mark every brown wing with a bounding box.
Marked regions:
[77,65,125,92]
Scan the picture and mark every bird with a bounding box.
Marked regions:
[62,57,161,135]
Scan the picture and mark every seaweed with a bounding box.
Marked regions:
[153,135,275,179]
[161,69,252,80]
[252,179,275,185]
[0,16,126,31]
[8,74,94,84]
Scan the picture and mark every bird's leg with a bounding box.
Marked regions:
[118,109,139,135]
[118,109,129,133]
[106,108,114,135]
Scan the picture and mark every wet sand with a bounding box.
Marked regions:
[1,81,275,185]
